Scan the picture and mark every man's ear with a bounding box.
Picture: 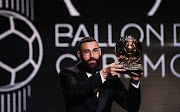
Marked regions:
[77,51,81,59]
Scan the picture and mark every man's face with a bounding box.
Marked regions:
[78,41,101,70]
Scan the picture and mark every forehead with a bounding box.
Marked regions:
[80,41,99,50]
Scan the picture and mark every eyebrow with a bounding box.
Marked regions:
[83,48,98,51]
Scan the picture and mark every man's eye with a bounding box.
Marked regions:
[84,50,90,54]
[93,49,98,52]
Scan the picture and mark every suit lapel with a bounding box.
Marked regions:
[96,85,108,112]
[76,61,108,111]
[75,61,88,80]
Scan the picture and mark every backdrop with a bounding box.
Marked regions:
[0,0,180,112]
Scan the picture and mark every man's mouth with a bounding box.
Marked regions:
[88,58,97,64]
[88,60,96,63]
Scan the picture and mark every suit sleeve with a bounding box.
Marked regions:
[113,79,141,112]
[59,68,102,99]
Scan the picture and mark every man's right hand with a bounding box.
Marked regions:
[100,62,126,79]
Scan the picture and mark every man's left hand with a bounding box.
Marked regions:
[129,72,143,84]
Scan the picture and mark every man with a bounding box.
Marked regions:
[59,37,142,112]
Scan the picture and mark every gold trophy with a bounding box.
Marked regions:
[115,35,143,74]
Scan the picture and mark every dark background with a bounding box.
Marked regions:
[0,0,180,112]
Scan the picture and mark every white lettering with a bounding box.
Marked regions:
[146,24,164,47]
[71,24,90,47]
[56,54,77,73]
[55,23,73,47]
[102,54,118,68]
[121,23,144,42]
[94,24,108,47]
[108,24,116,47]
[144,54,165,78]
[170,54,180,77]
[173,24,180,46]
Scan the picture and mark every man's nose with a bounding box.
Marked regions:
[89,51,94,57]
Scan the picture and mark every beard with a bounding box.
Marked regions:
[80,55,101,73]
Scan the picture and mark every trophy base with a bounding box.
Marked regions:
[121,63,143,75]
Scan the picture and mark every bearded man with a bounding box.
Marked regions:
[59,37,142,112]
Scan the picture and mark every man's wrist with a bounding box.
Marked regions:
[130,78,139,85]
[100,69,108,79]
[99,70,106,83]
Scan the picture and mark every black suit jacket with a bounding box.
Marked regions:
[59,61,141,112]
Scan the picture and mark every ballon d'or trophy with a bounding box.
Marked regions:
[115,35,143,74]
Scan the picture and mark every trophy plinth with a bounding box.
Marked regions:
[121,62,143,74]
[115,35,143,74]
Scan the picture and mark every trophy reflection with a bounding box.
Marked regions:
[115,35,143,73]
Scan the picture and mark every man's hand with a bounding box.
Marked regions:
[129,72,143,84]
[100,62,126,79]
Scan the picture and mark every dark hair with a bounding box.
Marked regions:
[78,37,97,51]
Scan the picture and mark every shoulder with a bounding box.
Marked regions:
[60,61,82,73]
[58,66,78,83]
[62,66,76,72]
[59,66,77,75]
